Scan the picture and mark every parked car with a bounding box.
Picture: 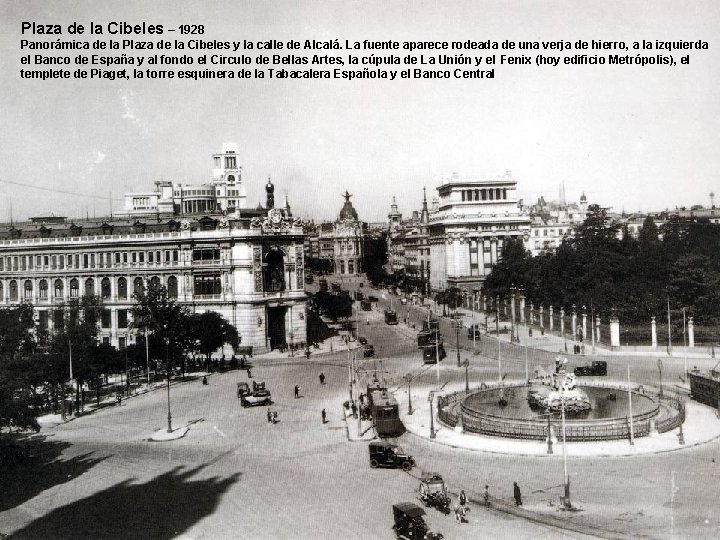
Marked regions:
[369,442,415,471]
[363,344,375,357]
[467,324,483,339]
[574,360,607,376]
[358,336,368,345]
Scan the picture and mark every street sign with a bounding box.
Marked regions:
[428,390,435,402]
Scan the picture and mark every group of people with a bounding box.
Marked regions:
[452,482,521,523]
[266,408,278,424]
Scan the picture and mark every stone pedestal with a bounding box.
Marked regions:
[455,413,464,433]
[651,316,657,349]
[610,316,620,347]
[560,308,565,336]
[530,303,535,325]
[595,318,601,343]
[688,317,695,348]
[539,306,545,328]
[549,306,554,331]
[571,310,577,339]
[649,418,659,437]
[519,295,526,323]
[582,312,587,341]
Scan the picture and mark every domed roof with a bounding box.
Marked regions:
[338,190,359,221]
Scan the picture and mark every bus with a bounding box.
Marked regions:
[384,309,398,325]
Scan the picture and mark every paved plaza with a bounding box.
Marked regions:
[2,294,720,539]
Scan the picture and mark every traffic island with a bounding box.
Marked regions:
[149,426,189,442]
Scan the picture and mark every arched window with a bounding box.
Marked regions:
[9,280,18,301]
[54,279,64,299]
[149,276,161,292]
[39,279,48,299]
[133,277,144,295]
[24,280,33,300]
[167,275,178,298]
[84,278,94,297]
[101,277,111,299]
[263,248,286,292]
[118,277,127,300]
[70,278,79,298]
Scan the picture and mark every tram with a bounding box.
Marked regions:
[689,368,720,409]
[367,381,405,437]
[385,309,399,325]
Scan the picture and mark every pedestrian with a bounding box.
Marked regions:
[202,376,208,385]
[483,485,490,509]
[321,408,327,424]
[240,356,245,369]
[247,368,252,378]
[319,372,325,385]
[513,482,522,506]
[459,489,467,508]
[351,401,357,418]
[305,348,311,359]
[267,408,272,423]
[116,392,122,406]
[294,384,300,399]
[273,411,278,424]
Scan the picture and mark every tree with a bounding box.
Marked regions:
[0,305,41,433]
[188,311,239,365]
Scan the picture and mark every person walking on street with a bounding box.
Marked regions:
[267,408,272,423]
[294,385,300,399]
[319,372,325,385]
[247,368,252,379]
[459,489,467,509]
[273,411,278,424]
[321,408,327,423]
[483,485,490,509]
[513,482,522,506]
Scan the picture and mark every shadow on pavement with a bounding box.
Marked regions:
[10,465,241,540]
[1,434,108,513]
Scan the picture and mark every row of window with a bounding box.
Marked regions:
[533,228,575,236]
[38,307,130,331]
[0,250,180,271]
[0,276,179,302]
[460,188,508,202]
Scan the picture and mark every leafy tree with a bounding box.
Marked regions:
[188,311,239,364]
[0,305,41,433]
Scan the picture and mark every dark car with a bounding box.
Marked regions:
[392,502,443,540]
[358,336,368,345]
[574,360,607,376]
[363,344,375,357]
[369,442,415,471]
[467,324,483,339]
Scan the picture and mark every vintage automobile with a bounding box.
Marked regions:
[574,360,608,376]
[236,382,250,398]
[467,324,483,339]
[369,442,415,471]
[358,336,368,345]
[241,383,272,407]
[363,344,375,357]
[392,503,443,540]
[360,299,372,311]
[418,473,451,515]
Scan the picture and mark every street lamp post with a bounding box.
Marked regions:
[546,410,553,454]
[404,374,414,415]
[165,337,172,433]
[510,285,516,344]
[462,359,470,393]
[658,358,664,399]
[428,390,436,439]
[455,320,461,367]
[560,386,571,507]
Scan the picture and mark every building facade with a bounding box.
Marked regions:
[0,147,307,355]
[428,172,531,292]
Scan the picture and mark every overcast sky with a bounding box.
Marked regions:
[1,0,719,222]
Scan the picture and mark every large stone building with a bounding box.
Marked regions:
[428,171,531,292]
[0,146,307,354]
[306,191,364,276]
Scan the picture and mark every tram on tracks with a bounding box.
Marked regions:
[367,380,405,437]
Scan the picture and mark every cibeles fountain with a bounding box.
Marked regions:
[437,356,685,443]
[527,357,591,414]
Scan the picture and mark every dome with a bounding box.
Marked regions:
[338,190,359,221]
